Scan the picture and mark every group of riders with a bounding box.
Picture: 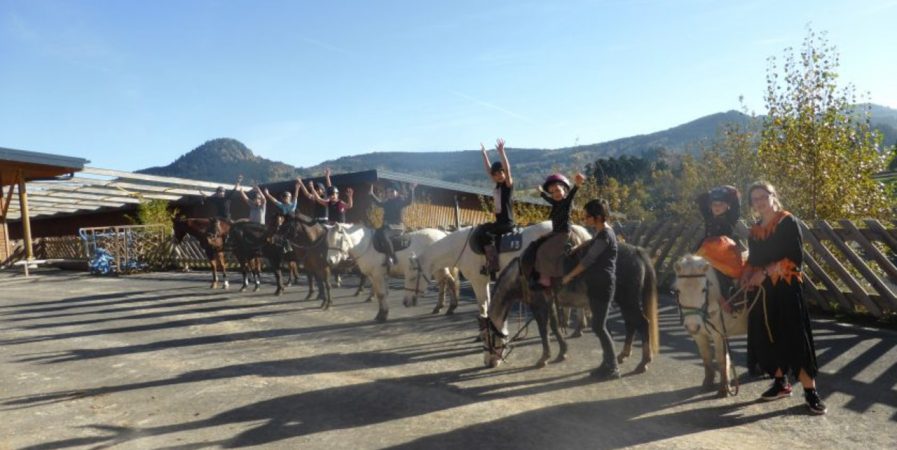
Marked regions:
[192,139,826,415]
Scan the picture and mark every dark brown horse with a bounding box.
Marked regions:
[480,242,659,370]
[287,214,334,309]
[172,217,232,289]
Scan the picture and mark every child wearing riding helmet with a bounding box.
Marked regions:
[369,181,416,266]
[477,138,514,277]
[315,167,354,225]
[532,171,586,289]
[303,179,330,224]
[562,198,620,379]
[694,185,745,303]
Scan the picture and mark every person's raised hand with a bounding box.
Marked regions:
[574,173,586,186]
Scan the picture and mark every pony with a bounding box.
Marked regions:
[325,223,455,322]
[673,254,748,396]
[480,242,659,370]
[404,222,583,319]
[172,217,232,289]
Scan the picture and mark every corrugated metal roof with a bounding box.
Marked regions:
[0,146,89,170]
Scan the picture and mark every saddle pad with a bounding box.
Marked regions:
[372,232,412,254]
[471,226,523,255]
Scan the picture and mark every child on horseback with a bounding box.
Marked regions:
[530,172,585,289]
[370,181,416,267]
[562,199,620,379]
[263,178,301,251]
[235,177,266,225]
[301,180,330,224]
[694,185,745,305]
[198,176,239,239]
[309,168,354,225]
[477,138,514,278]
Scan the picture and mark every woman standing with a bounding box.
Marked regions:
[741,181,826,415]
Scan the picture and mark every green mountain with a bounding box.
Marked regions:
[140,105,897,186]
[137,138,297,185]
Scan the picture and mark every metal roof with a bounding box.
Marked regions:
[3,166,252,221]
[1,146,90,186]
[3,166,542,222]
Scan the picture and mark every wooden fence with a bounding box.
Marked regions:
[616,219,897,319]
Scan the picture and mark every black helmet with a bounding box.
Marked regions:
[490,161,504,174]
[326,186,339,196]
[708,185,739,203]
[315,182,326,192]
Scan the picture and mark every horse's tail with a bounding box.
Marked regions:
[638,246,660,356]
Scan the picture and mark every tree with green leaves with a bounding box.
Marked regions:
[758,28,891,220]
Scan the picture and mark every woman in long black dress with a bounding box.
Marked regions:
[741,181,826,415]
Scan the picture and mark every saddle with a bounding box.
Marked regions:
[373,227,412,254]
[471,226,524,255]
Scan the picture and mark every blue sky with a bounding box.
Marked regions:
[1,0,895,171]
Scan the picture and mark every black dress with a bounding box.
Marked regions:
[746,211,818,379]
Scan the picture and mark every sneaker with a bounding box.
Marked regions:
[804,390,827,415]
[760,379,792,401]
[590,364,621,380]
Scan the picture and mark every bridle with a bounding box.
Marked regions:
[673,272,711,324]
[404,256,432,297]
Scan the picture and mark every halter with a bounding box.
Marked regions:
[674,272,711,323]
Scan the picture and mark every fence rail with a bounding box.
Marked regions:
[616,219,897,319]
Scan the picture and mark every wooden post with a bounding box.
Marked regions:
[453,195,461,230]
[16,171,33,261]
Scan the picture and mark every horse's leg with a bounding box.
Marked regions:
[445,269,459,315]
[253,257,262,291]
[693,332,716,390]
[218,253,229,289]
[209,258,218,289]
[239,258,249,292]
[372,274,389,322]
[713,332,731,396]
[354,273,366,297]
[305,272,315,300]
[271,253,284,296]
[617,322,635,365]
[548,296,568,363]
[634,311,652,374]
[321,267,332,310]
[532,298,551,368]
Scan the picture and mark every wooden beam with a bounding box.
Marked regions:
[82,166,250,191]
[17,170,33,261]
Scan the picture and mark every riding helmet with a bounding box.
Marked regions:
[542,173,570,192]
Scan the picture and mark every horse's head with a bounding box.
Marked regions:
[479,259,524,368]
[673,255,712,334]
[326,224,352,267]
[403,253,427,307]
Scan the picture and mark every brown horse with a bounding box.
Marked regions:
[172,217,232,289]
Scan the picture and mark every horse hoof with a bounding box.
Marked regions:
[431,307,441,315]
[716,388,730,398]
[275,289,283,297]
[633,363,648,374]
[569,330,583,339]
[535,358,549,369]
[222,282,229,290]
[553,354,568,364]
[375,311,388,322]
[446,305,457,315]
[616,354,628,364]
[364,297,373,303]
[253,285,260,292]
[239,286,247,293]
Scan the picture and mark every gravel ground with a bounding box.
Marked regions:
[0,269,895,449]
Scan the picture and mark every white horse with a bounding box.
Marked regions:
[325,223,457,322]
[404,221,590,319]
[673,255,748,396]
